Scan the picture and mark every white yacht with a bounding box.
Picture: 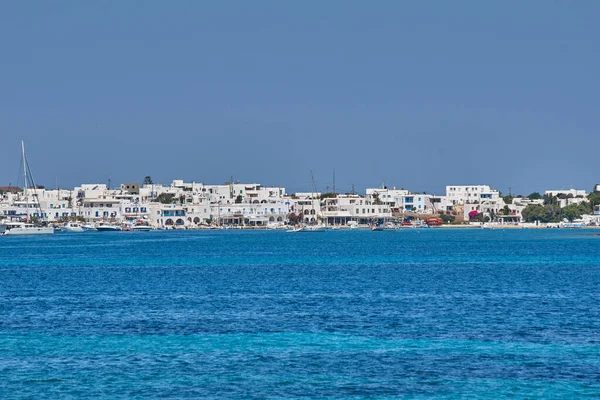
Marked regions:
[95,222,122,232]
[62,222,85,233]
[0,221,54,236]
[131,223,152,231]
[289,225,326,233]
[82,223,97,231]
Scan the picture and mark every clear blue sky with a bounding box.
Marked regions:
[1,1,598,195]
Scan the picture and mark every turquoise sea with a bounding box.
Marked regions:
[0,229,599,399]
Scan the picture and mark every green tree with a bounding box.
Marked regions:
[143,176,153,185]
[522,204,550,222]
[440,214,455,224]
[471,213,486,222]
[502,205,510,215]
[235,195,243,204]
[545,203,563,222]
[588,191,600,208]
[543,194,558,206]
[560,204,585,222]
[527,192,542,200]
[153,193,175,204]
[502,195,514,204]
[319,193,336,200]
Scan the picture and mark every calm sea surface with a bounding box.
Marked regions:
[0,229,599,399]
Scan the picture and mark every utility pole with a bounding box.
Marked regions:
[333,169,336,196]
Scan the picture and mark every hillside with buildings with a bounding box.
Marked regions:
[2,179,599,229]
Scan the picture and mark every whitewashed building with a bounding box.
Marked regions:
[321,195,392,225]
[446,185,500,205]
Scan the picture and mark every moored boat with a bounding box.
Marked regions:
[62,222,85,233]
[289,225,326,232]
[82,223,97,232]
[0,221,54,236]
[131,223,152,231]
[0,142,53,236]
[95,222,122,232]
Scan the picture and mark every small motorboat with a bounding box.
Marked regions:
[95,222,122,232]
[132,224,152,232]
[82,223,97,232]
[62,222,85,233]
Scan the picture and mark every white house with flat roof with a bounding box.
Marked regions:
[321,195,392,225]
[446,185,500,205]
[366,188,409,207]
[287,198,321,224]
[544,189,589,208]
[148,203,187,228]
[544,189,587,198]
[462,197,505,222]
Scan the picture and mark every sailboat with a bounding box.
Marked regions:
[1,142,54,236]
[305,170,327,231]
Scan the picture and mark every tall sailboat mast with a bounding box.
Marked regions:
[22,140,29,219]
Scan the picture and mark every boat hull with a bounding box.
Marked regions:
[291,226,326,232]
[96,227,121,232]
[3,227,54,235]
[132,227,152,232]
[62,226,84,233]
